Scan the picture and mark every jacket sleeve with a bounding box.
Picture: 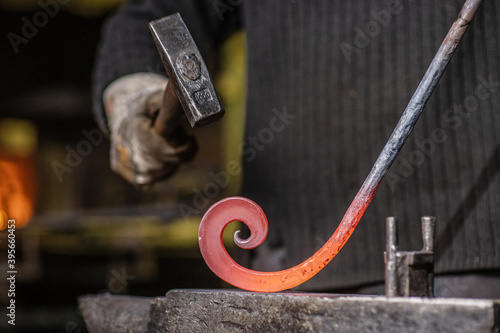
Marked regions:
[92,0,241,135]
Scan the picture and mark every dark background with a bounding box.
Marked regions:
[0,2,235,332]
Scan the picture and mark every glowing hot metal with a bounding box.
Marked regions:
[198,0,484,292]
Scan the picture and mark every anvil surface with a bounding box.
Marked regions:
[78,289,500,333]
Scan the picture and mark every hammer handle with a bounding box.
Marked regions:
[153,81,183,139]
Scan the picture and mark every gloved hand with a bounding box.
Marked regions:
[103,73,197,188]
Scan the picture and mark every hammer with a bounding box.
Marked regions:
[149,13,225,143]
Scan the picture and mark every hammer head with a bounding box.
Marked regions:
[149,13,224,128]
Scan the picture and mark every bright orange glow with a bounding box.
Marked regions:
[0,155,36,230]
[199,190,376,292]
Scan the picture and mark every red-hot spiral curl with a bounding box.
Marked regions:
[198,191,375,292]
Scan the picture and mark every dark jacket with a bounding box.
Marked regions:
[93,0,500,290]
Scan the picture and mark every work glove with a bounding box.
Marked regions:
[103,73,197,188]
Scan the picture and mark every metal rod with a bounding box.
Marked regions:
[385,217,399,297]
[421,216,436,252]
[197,0,485,292]
[327,0,485,281]
[361,0,484,194]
